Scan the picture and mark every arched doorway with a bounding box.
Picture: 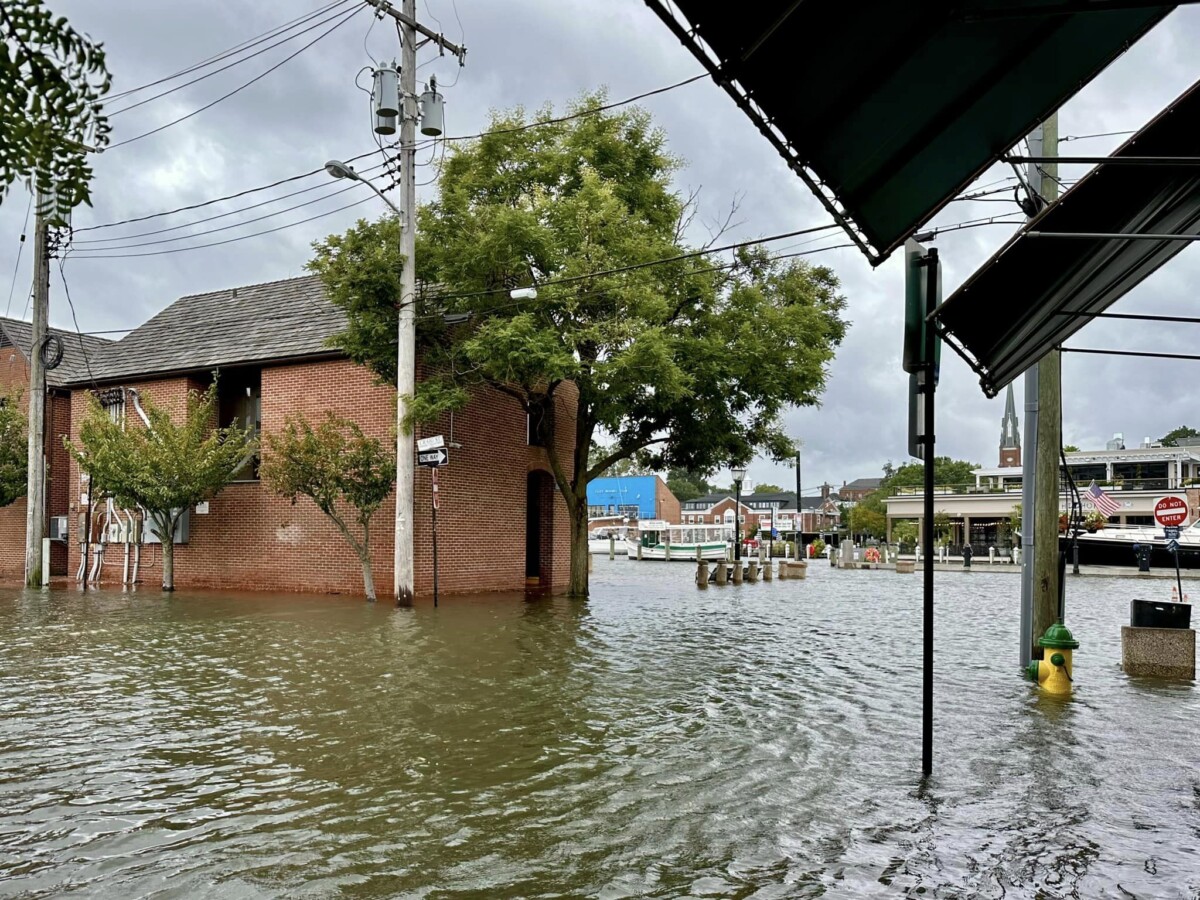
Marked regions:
[526,471,555,587]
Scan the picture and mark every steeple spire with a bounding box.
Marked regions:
[999,384,1021,467]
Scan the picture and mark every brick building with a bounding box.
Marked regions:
[679,489,840,539]
[39,275,576,598]
[0,318,111,581]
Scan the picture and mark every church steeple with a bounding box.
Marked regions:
[999,384,1021,467]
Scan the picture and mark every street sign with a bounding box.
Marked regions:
[417,434,445,452]
[1153,496,1189,529]
[431,467,440,510]
[417,447,449,468]
[1164,525,1181,540]
[1168,539,1180,554]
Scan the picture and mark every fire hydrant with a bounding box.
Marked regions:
[1025,620,1079,696]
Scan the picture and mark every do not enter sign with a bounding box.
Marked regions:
[1154,496,1189,529]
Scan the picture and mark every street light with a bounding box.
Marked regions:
[732,466,747,562]
[325,158,411,604]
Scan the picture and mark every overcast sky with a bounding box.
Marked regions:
[3,1,1199,494]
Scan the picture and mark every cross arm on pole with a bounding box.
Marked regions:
[364,0,466,62]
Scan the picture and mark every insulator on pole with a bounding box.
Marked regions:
[372,62,400,118]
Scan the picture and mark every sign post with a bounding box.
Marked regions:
[1155,497,1188,603]
[419,435,448,606]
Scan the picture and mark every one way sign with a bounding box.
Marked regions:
[417,447,449,468]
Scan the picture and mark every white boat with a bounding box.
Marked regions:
[626,520,732,560]
[1065,520,1200,569]
[588,526,631,555]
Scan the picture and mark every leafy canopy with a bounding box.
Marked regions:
[882,456,978,490]
[310,92,849,596]
[752,483,784,494]
[0,0,111,210]
[0,392,27,507]
[67,383,256,519]
[1160,426,1199,447]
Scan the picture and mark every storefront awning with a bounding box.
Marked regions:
[643,0,1176,265]
[935,78,1200,398]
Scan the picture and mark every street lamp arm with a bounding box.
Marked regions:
[357,176,403,219]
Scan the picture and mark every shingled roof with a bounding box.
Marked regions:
[0,317,113,387]
[61,275,346,385]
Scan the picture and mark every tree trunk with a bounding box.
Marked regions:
[567,497,589,598]
[160,518,175,592]
[360,552,377,602]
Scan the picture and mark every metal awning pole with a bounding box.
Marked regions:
[921,249,938,778]
[1027,232,1200,240]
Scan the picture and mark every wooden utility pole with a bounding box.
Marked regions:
[24,204,49,587]
[366,0,464,606]
[1031,112,1061,657]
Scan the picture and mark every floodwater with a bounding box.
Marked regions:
[1,560,1197,899]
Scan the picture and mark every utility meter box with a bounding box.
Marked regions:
[144,509,190,544]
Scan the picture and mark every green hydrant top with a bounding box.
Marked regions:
[1038,619,1080,650]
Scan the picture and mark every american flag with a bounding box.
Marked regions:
[1086,480,1122,518]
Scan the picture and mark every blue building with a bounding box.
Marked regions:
[586,475,665,521]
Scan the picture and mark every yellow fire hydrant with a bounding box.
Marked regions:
[1026,619,1079,696]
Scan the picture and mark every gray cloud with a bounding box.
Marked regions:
[2,1,1198,494]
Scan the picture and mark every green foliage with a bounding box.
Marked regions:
[1160,426,1199,447]
[810,538,826,558]
[1010,503,1022,535]
[848,495,886,539]
[892,520,918,545]
[311,93,849,596]
[933,511,952,545]
[0,392,27,507]
[66,382,256,590]
[752,483,783,494]
[262,413,394,601]
[587,440,647,476]
[0,0,110,211]
[883,456,978,491]
[1062,444,1079,453]
[665,467,712,503]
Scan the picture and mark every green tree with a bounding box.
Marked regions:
[261,413,394,602]
[0,391,27,506]
[1063,444,1079,453]
[883,456,978,491]
[67,382,256,591]
[752,483,783,494]
[892,520,917,546]
[848,492,887,539]
[1,0,111,210]
[311,94,848,597]
[1160,426,1199,447]
[587,440,646,476]
[665,467,712,503]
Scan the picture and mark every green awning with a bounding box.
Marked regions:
[935,78,1200,397]
[644,0,1176,265]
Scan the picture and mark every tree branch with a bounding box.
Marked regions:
[587,436,668,482]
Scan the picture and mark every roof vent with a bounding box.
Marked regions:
[231,287,239,299]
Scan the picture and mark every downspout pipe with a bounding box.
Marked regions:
[127,388,152,429]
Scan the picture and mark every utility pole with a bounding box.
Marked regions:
[795,445,802,539]
[24,202,49,588]
[1031,112,1061,657]
[1018,112,1059,664]
[365,0,464,605]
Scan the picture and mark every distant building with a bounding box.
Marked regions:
[586,475,679,524]
[838,478,883,504]
[680,488,840,538]
[999,383,1021,467]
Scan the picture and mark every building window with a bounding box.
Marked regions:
[218,368,261,481]
[527,396,552,447]
[93,387,124,424]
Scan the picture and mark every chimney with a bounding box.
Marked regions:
[821,482,830,501]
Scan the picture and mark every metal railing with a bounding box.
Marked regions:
[889,478,1180,497]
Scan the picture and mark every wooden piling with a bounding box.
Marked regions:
[747,560,759,582]
[763,557,773,580]
[637,542,643,561]
[696,559,709,588]
[714,560,728,585]
[609,535,615,559]
[778,560,787,579]
[732,561,743,584]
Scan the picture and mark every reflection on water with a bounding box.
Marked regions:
[1,562,1198,897]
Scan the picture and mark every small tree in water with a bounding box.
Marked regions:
[0,392,27,507]
[261,413,394,602]
[67,382,256,591]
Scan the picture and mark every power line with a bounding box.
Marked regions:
[65,192,384,260]
[1058,130,1135,144]
[4,191,33,319]
[106,0,352,102]
[106,5,364,151]
[56,261,96,387]
[71,158,393,244]
[108,1,358,118]
[74,147,383,234]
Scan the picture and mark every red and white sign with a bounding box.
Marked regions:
[1153,495,1189,528]
[432,468,439,510]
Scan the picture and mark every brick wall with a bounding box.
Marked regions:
[64,358,577,599]
[0,344,27,580]
[654,476,681,524]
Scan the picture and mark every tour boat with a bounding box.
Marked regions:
[1061,520,1200,569]
[626,520,731,560]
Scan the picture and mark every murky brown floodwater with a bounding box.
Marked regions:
[1,559,1198,898]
